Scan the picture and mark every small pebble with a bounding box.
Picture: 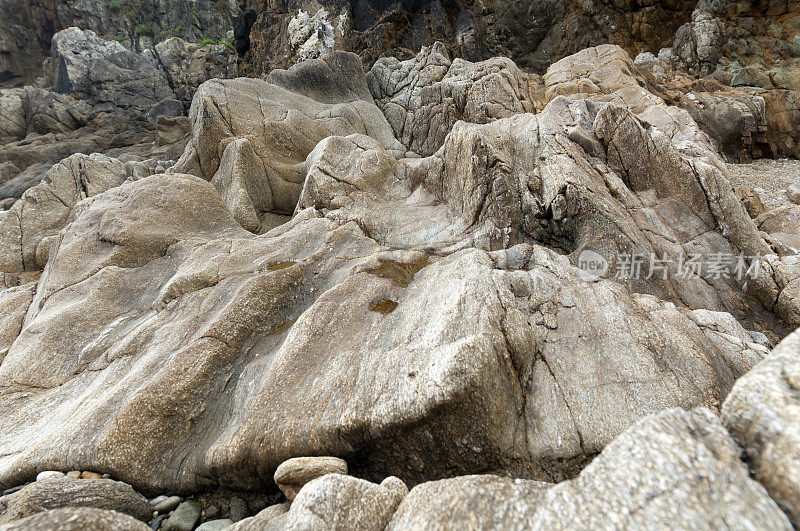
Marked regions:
[66,471,81,479]
[81,471,102,479]
[162,500,201,531]
[2,485,24,496]
[36,471,65,481]
[150,495,169,507]
[152,495,183,513]
[149,513,168,530]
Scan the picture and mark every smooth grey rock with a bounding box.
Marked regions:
[161,500,201,531]
[151,495,182,513]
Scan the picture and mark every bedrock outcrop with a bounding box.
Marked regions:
[0,25,798,530]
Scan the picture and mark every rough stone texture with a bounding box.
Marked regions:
[0,283,35,364]
[673,1,800,92]
[387,475,551,530]
[367,42,542,156]
[243,0,697,76]
[0,89,25,142]
[0,25,798,528]
[387,408,791,530]
[0,507,150,530]
[151,38,238,107]
[0,28,234,198]
[0,479,151,523]
[284,474,405,531]
[274,456,348,500]
[722,328,800,526]
[50,28,173,116]
[678,90,769,162]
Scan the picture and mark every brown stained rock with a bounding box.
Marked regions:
[0,479,150,524]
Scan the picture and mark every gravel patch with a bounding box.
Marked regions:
[727,159,800,211]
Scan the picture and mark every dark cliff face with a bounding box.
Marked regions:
[0,0,236,88]
[239,0,698,76]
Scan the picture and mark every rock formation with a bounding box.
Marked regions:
[0,4,799,530]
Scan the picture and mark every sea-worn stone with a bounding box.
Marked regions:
[387,408,791,530]
[274,457,348,500]
[151,495,181,513]
[161,500,201,531]
[284,474,405,531]
[722,328,800,526]
[35,472,63,481]
[787,184,800,205]
[0,153,135,275]
[0,478,151,523]
[0,507,150,530]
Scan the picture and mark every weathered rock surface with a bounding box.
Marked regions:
[0,169,768,492]
[284,474,405,531]
[50,28,173,116]
[0,27,235,202]
[387,408,791,530]
[151,38,238,108]
[0,478,151,523]
[722,327,800,526]
[367,42,542,157]
[0,507,150,530]
[673,1,800,92]
[172,51,404,232]
[0,13,799,529]
[242,0,697,77]
[0,153,145,277]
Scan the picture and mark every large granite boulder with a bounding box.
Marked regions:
[722,328,800,526]
[0,170,768,494]
[387,408,791,529]
[0,479,151,524]
[171,51,404,232]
